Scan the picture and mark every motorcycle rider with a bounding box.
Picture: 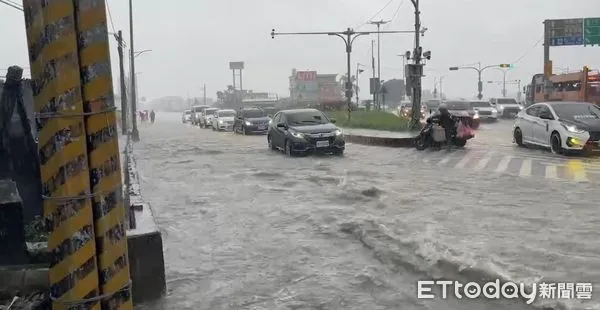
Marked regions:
[435,103,455,149]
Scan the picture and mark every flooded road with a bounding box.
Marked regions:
[133,113,599,310]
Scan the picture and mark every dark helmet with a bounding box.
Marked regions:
[438,103,449,115]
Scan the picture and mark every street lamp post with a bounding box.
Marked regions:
[449,62,507,100]
[271,27,416,120]
[356,63,366,107]
[128,0,139,141]
[493,68,508,97]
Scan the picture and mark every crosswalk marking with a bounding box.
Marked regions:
[519,159,532,177]
[495,155,513,173]
[473,154,492,171]
[454,153,473,168]
[545,165,558,179]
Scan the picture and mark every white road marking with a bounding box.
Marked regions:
[473,153,492,171]
[454,152,473,169]
[495,155,513,173]
[544,165,558,180]
[518,159,532,177]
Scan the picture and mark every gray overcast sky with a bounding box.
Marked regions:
[1,0,599,100]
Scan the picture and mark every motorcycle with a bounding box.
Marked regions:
[415,115,474,151]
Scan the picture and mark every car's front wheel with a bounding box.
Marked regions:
[551,132,564,155]
[513,127,524,147]
[267,135,277,150]
[285,140,294,156]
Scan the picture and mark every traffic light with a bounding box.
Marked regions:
[499,64,513,68]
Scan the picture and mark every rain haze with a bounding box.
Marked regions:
[1,1,600,310]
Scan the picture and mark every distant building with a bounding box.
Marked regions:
[289,69,343,105]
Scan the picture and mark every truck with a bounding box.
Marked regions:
[524,66,600,106]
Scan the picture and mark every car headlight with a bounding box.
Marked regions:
[519,106,523,110]
[245,121,252,126]
[491,108,498,113]
[290,130,305,139]
[472,113,479,119]
[563,124,586,134]
[334,129,343,136]
[219,120,223,123]
[498,106,504,111]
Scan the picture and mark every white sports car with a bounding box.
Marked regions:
[513,101,600,155]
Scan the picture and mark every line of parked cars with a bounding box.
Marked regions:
[182,106,346,156]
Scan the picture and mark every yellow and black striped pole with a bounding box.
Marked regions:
[74,1,133,309]
[23,0,101,309]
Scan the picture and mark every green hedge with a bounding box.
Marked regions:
[327,110,410,131]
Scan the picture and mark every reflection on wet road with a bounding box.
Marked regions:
[133,114,599,310]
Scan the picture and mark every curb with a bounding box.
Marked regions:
[345,134,416,148]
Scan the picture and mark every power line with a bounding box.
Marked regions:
[383,0,406,30]
[512,36,543,64]
[355,0,396,29]
[106,0,117,34]
[0,0,23,11]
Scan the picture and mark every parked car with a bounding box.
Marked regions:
[469,100,498,122]
[212,109,236,131]
[200,108,219,128]
[191,105,210,125]
[234,107,270,135]
[182,110,192,123]
[267,108,345,156]
[445,100,480,129]
[490,98,522,118]
[513,101,600,155]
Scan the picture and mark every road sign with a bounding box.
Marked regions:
[229,61,244,69]
[547,18,584,46]
[584,17,600,45]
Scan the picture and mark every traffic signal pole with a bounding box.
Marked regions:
[270,28,415,120]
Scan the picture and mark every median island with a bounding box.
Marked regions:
[326,110,419,148]
[327,110,411,131]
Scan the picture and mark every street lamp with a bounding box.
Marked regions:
[448,63,512,100]
[271,27,419,120]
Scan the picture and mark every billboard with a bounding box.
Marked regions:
[229,61,244,69]
[295,71,319,102]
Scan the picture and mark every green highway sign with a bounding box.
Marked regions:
[584,17,600,46]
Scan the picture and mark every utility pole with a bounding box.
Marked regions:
[356,63,364,106]
[408,0,424,130]
[439,75,445,99]
[203,84,207,105]
[371,39,376,109]
[271,27,416,120]
[128,0,139,141]
[116,30,128,135]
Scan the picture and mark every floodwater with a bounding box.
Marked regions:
[132,112,599,310]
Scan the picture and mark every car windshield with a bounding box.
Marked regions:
[552,103,600,120]
[218,111,235,117]
[185,111,191,115]
[498,98,518,104]
[287,111,329,125]
[446,101,471,110]
[470,101,491,108]
[243,110,266,118]
[205,109,218,115]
